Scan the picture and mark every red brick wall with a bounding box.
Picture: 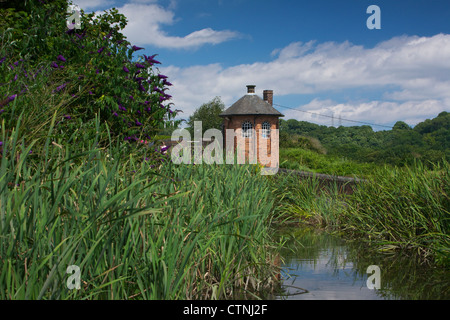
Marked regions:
[223,115,279,167]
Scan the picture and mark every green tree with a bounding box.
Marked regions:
[0,0,176,149]
[187,96,225,135]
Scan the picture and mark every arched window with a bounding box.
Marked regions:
[242,121,253,138]
[262,121,271,139]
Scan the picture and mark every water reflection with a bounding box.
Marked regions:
[276,228,450,300]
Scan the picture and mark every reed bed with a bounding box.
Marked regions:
[341,161,450,265]
[0,115,282,300]
[274,161,450,265]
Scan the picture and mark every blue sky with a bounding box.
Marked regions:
[73,0,450,130]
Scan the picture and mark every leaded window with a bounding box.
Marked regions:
[242,121,253,138]
[262,121,271,139]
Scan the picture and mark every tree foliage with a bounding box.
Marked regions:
[187,96,225,135]
[0,0,177,149]
[279,111,450,167]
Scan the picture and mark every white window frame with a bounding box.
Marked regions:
[242,121,253,138]
[262,121,271,139]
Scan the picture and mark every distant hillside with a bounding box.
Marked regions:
[280,111,449,167]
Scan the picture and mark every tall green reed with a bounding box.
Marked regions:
[342,161,449,264]
[0,115,281,299]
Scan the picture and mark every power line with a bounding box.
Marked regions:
[273,103,393,129]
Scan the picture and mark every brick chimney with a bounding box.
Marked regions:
[247,85,256,94]
[263,90,273,106]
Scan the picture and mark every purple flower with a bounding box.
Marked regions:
[13,74,18,81]
[132,45,144,51]
[119,104,126,111]
[135,120,143,126]
[158,74,168,79]
[135,63,146,69]
[113,112,118,117]
[50,61,59,68]
[57,55,66,62]
[123,66,130,73]
[0,141,2,146]
[13,61,19,66]
[55,83,67,92]
[97,47,105,54]
[138,83,146,92]
[144,54,161,65]
[161,146,169,153]
[164,81,173,86]
[88,91,94,95]
[135,77,145,81]
[8,94,17,102]
[96,69,100,74]
[0,109,4,114]
[0,57,6,64]
[64,114,71,119]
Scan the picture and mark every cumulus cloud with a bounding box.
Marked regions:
[280,99,445,128]
[117,3,240,49]
[73,1,240,49]
[161,34,450,127]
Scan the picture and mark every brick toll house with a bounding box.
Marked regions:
[220,85,284,167]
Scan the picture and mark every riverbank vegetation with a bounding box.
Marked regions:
[274,160,450,266]
[0,0,286,300]
[277,113,449,266]
[0,115,283,299]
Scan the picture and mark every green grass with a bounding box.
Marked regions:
[280,147,379,177]
[0,115,282,300]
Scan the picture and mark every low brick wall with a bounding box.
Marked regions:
[277,168,367,195]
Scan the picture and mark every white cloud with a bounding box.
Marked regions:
[161,34,450,127]
[117,3,240,49]
[280,99,445,128]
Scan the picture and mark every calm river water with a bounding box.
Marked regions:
[275,228,450,300]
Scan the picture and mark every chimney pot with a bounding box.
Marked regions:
[263,90,273,106]
[246,85,256,94]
